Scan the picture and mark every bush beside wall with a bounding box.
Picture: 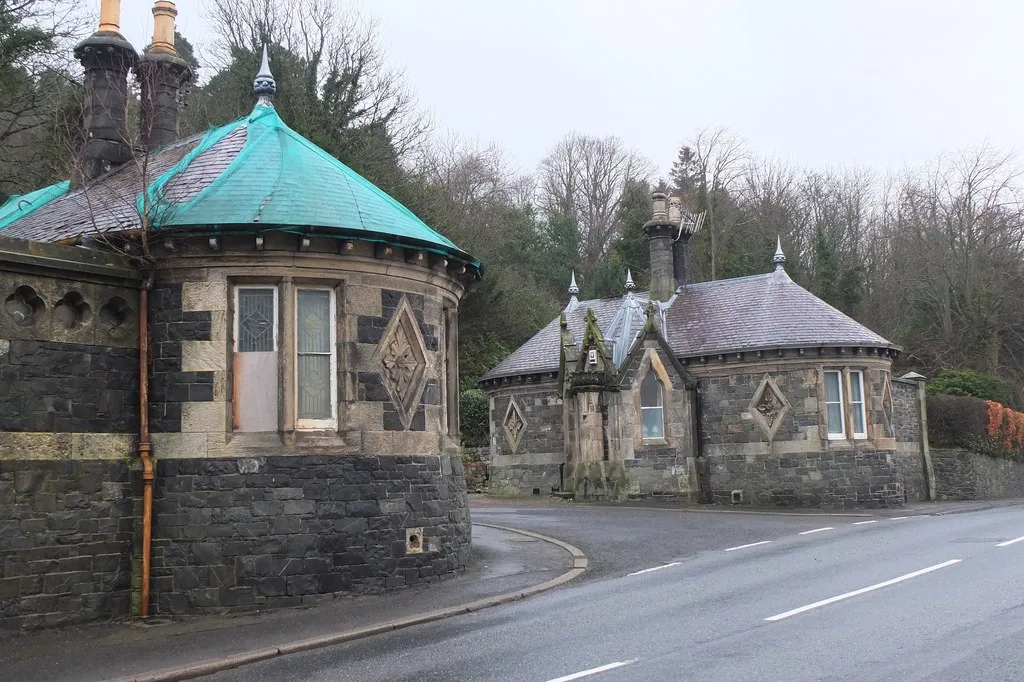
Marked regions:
[927,395,1024,462]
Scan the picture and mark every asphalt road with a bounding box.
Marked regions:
[208,503,1024,682]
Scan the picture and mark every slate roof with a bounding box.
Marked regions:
[479,268,896,382]
[483,295,647,381]
[0,104,478,267]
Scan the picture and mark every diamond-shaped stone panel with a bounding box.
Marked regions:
[747,374,791,441]
[372,296,429,430]
[503,397,527,452]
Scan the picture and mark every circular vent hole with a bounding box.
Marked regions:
[4,285,45,327]
[54,291,91,330]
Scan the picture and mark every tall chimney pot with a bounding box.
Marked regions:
[99,0,122,34]
[138,1,192,151]
[74,0,138,181]
[644,191,677,301]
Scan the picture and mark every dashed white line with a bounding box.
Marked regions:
[853,520,879,525]
[996,535,1024,547]
[724,540,772,552]
[798,527,834,535]
[764,559,962,622]
[627,562,680,577]
[546,659,639,681]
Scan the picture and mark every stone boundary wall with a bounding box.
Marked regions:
[0,460,134,632]
[704,449,906,508]
[149,454,470,614]
[931,448,1024,501]
[891,379,921,444]
[0,236,141,633]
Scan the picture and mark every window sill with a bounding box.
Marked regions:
[641,437,669,446]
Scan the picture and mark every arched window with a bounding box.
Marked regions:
[640,371,664,439]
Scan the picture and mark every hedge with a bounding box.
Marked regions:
[459,388,490,448]
[927,394,1024,461]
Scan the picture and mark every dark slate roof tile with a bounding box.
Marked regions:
[0,126,246,243]
[479,270,895,382]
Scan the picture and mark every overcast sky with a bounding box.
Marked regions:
[118,0,1024,179]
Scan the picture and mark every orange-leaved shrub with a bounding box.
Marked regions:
[927,395,1024,461]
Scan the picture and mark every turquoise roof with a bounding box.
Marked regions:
[144,104,477,265]
[0,181,70,231]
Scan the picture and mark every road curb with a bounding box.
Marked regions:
[107,523,587,682]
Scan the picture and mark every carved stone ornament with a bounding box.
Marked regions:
[503,397,527,452]
[882,372,894,437]
[748,374,792,441]
[373,295,430,430]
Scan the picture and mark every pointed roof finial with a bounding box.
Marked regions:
[566,270,580,309]
[773,236,786,270]
[253,44,277,104]
[625,269,635,292]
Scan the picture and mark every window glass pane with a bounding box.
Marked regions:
[297,290,331,353]
[296,290,333,422]
[237,289,275,352]
[297,355,331,419]
[849,371,863,403]
[642,407,664,439]
[851,372,866,435]
[827,403,844,435]
[825,371,841,404]
[640,372,662,407]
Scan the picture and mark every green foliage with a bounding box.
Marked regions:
[927,370,1021,411]
[459,388,490,448]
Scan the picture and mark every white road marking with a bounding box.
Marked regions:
[627,562,680,576]
[798,527,834,535]
[724,540,772,552]
[996,535,1024,547]
[546,659,639,681]
[853,520,879,525]
[890,515,927,520]
[764,559,962,622]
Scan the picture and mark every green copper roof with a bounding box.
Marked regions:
[0,181,70,231]
[144,104,477,266]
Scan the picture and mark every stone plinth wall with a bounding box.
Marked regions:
[488,463,563,496]
[931,448,1024,501]
[0,460,134,632]
[704,449,906,508]
[150,454,470,614]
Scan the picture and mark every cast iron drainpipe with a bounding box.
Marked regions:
[138,275,154,617]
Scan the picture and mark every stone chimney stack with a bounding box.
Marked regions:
[137,1,192,151]
[644,191,677,301]
[74,0,139,180]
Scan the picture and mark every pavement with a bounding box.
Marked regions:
[1,496,1021,682]
[0,523,583,682]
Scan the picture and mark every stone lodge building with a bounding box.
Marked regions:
[479,194,931,508]
[0,2,477,629]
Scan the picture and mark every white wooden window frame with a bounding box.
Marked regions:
[849,370,868,440]
[824,370,846,440]
[233,286,278,353]
[293,286,337,430]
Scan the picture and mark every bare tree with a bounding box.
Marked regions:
[204,0,429,161]
[687,127,747,280]
[537,132,654,272]
[0,0,89,196]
